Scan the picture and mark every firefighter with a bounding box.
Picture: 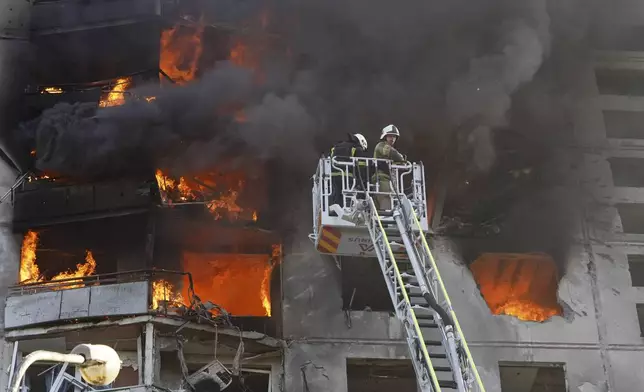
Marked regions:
[329,133,369,214]
[373,124,406,210]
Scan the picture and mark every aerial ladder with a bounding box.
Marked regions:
[310,156,486,392]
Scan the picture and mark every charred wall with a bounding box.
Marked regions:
[30,23,161,85]
[20,215,149,280]
[437,126,581,271]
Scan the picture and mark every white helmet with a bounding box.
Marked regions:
[380,124,400,140]
[353,133,368,151]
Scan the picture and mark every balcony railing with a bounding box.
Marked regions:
[8,269,193,297]
[5,270,195,329]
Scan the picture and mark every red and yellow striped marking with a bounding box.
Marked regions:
[317,226,342,253]
[393,252,409,260]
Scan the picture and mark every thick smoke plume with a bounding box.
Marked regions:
[14,0,637,256]
[22,0,592,176]
[29,63,318,177]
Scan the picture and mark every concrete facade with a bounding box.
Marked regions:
[0,9,643,392]
[279,51,644,392]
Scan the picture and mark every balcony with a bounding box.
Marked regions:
[6,270,191,329]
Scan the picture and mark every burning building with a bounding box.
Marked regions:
[0,0,643,391]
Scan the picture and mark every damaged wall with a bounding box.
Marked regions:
[280,55,644,392]
[0,3,30,387]
[3,1,644,392]
[0,158,19,392]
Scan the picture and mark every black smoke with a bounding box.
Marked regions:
[13,0,642,256]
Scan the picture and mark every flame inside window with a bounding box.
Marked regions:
[181,252,277,317]
[19,230,97,288]
[20,230,40,283]
[99,77,132,108]
[160,24,204,84]
[228,37,266,85]
[41,87,63,94]
[155,169,258,222]
[469,253,563,322]
[152,279,185,309]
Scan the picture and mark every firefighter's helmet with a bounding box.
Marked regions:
[380,124,400,140]
[353,133,368,151]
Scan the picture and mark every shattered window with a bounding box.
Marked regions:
[470,253,563,322]
[499,362,567,392]
[616,204,644,234]
[347,360,417,392]
[596,69,644,96]
[637,304,644,337]
[609,158,644,187]
[341,257,393,312]
[628,255,644,287]
[603,110,644,139]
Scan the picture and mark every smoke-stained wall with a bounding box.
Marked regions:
[14,0,637,254]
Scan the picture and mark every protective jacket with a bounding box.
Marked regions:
[373,141,405,179]
[330,140,368,178]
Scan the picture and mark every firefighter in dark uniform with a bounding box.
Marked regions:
[329,133,369,212]
[373,124,406,210]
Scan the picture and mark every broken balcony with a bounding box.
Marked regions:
[11,176,156,229]
[9,162,281,333]
[5,305,281,392]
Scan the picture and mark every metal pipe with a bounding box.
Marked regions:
[444,326,467,392]
[6,341,19,391]
[10,351,85,392]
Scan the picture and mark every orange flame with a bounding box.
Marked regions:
[160,24,204,84]
[27,173,52,183]
[41,87,63,94]
[260,267,272,316]
[205,190,243,220]
[149,246,281,316]
[155,169,257,221]
[20,231,97,287]
[20,231,41,283]
[182,252,276,316]
[99,78,132,108]
[261,244,282,316]
[155,169,196,202]
[155,169,175,193]
[152,279,185,309]
[49,250,97,289]
[470,253,562,322]
[229,39,265,84]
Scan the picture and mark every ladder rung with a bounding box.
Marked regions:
[417,320,438,328]
[378,210,394,216]
[398,286,421,293]
[423,340,443,346]
[439,380,458,389]
[433,366,454,372]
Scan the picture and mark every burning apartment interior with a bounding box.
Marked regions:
[2,0,644,391]
[342,123,576,323]
[1,1,286,391]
